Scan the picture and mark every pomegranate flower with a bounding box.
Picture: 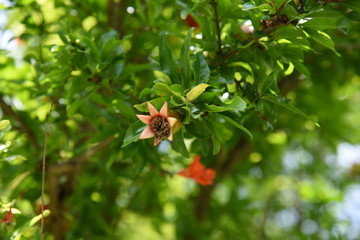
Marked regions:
[178,155,216,185]
[136,102,177,146]
[0,207,13,223]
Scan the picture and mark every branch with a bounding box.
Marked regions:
[107,0,127,37]
[48,136,114,240]
[193,138,253,222]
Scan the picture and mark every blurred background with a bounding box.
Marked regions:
[0,0,360,239]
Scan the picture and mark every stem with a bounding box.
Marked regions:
[41,102,53,238]
[210,0,222,54]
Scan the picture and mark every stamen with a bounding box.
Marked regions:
[149,115,171,140]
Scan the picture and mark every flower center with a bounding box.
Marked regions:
[150,115,171,139]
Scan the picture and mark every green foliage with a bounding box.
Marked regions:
[1,0,360,239]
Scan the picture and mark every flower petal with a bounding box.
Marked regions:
[167,117,177,127]
[190,156,205,173]
[196,169,216,185]
[160,101,168,117]
[147,102,159,117]
[167,132,173,141]
[178,168,192,178]
[136,114,152,124]
[154,137,162,146]
[139,126,154,139]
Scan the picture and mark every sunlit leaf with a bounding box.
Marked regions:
[186,83,209,102]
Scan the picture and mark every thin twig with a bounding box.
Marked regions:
[41,102,53,238]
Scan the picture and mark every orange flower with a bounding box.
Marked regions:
[0,207,13,223]
[136,101,177,146]
[178,155,216,185]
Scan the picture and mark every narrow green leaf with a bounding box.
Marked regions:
[340,0,360,12]
[205,96,246,112]
[159,33,180,83]
[261,67,281,94]
[300,10,343,30]
[262,95,319,125]
[172,129,189,158]
[193,52,210,84]
[58,30,68,44]
[180,28,193,87]
[217,0,232,18]
[305,29,341,57]
[212,137,221,155]
[67,98,86,117]
[198,16,217,51]
[242,2,272,11]
[30,210,51,227]
[219,114,253,140]
[292,59,311,78]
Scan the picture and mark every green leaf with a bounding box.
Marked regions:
[205,96,246,112]
[212,137,221,155]
[261,67,281,94]
[30,210,51,227]
[180,28,193,87]
[275,25,309,46]
[292,59,311,79]
[132,154,146,176]
[172,129,189,158]
[305,29,341,57]
[300,10,344,30]
[101,38,122,59]
[180,1,207,19]
[340,0,360,12]
[274,0,292,8]
[218,114,253,140]
[197,88,222,102]
[159,33,180,84]
[242,2,272,11]
[58,30,68,44]
[121,120,146,147]
[345,11,360,22]
[180,6,193,20]
[121,63,156,77]
[185,119,211,139]
[0,120,10,130]
[83,36,101,70]
[67,97,86,117]
[217,0,232,18]
[192,52,210,84]
[154,82,185,102]
[134,97,167,112]
[186,83,209,102]
[262,95,319,125]
[198,16,217,51]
